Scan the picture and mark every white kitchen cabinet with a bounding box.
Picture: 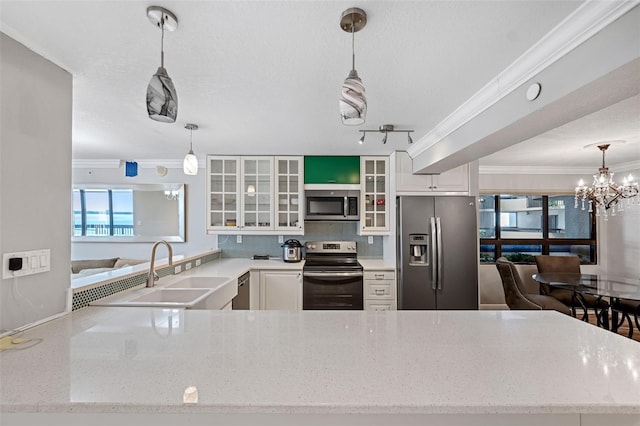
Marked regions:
[364,269,396,311]
[207,156,303,234]
[240,156,274,232]
[396,151,469,194]
[359,156,390,235]
[274,156,304,233]
[259,270,302,310]
[207,156,241,231]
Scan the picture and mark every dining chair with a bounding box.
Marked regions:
[534,255,609,324]
[495,257,571,315]
[611,299,640,339]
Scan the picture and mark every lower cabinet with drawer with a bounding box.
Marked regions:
[364,270,397,311]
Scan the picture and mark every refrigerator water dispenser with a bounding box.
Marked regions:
[408,234,429,266]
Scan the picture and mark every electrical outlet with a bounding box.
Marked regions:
[237,235,242,243]
[195,259,201,267]
[368,236,373,244]
[278,235,284,244]
[185,262,192,270]
[174,265,182,274]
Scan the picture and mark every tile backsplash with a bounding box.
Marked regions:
[217,222,383,259]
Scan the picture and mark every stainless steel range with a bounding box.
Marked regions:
[302,241,363,310]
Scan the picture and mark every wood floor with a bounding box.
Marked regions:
[577,309,639,342]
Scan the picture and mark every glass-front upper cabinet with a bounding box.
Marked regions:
[207,156,240,231]
[360,156,389,234]
[241,157,274,231]
[275,156,304,232]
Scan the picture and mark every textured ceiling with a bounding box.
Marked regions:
[0,0,591,163]
[479,93,640,170]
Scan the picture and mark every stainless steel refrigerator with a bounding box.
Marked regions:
[397,196,478,310]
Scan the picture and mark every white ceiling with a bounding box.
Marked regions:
[1,0,637,169]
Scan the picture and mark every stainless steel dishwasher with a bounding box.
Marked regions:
[232,272,250,309]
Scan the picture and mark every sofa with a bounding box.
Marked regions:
[71,257,146,278]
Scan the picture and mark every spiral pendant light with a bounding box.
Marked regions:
[339,8,367,126]
[146,6,178,123]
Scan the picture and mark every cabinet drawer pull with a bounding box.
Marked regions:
[374,274,385,279]
[374,289,385,295]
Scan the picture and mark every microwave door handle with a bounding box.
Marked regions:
[430,217,437,290]
[344,196,348,217]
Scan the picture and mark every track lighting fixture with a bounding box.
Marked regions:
[358,124,414,145]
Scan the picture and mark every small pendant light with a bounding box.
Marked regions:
[146,6,178,123]
[183,124,198,175]
[339,8,367,126]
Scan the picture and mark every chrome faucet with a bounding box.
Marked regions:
[147,240,173,288]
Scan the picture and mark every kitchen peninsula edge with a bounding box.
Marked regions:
[1,308,639,426]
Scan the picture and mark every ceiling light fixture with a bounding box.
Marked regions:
[339,7,367,126]
[574,142,638,219]
[146,6,178,123]
[183,124,198,176]
[358,124,414,145]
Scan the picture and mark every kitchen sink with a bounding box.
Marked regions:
[128,288,211,304]
[165,276,232,289]
[92,288,213,309]
[91,276,239,310]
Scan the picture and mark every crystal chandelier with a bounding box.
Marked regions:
[574,143,639,219]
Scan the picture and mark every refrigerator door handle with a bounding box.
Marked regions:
[436,217,443,290]
[430,217,437,290]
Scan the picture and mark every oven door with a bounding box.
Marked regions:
[303,271,364,310]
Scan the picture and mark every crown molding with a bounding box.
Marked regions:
[72,159,122,169]
[480,160,640,175]
[407,0,640,159]
[72,158,204,169]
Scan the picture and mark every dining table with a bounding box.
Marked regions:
[532,272,640,335]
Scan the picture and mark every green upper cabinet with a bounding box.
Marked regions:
[304,156,360,184]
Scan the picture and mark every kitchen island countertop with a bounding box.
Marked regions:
[1,308,639,425]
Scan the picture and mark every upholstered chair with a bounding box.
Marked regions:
[534,255,609,323]
[495,257,571,315]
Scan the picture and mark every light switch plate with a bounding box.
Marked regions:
[368,236,373,244]
[3,249,51,279]
[237,235,242,243]
[278,235,284,244]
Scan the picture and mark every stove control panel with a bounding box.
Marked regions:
[305,241,357,254]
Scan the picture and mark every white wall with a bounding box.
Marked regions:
[72,165,217,260]
[0,34,72,332]
[478,170,640,307]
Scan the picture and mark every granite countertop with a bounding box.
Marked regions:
[2,309,639,416]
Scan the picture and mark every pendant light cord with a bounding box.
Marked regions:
[160,15,165,68]
[351,20,355,71]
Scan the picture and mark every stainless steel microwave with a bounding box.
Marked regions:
[304,190,359,221]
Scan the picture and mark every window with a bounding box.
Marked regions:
[479,194,596,264]
[73,189,134,236]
